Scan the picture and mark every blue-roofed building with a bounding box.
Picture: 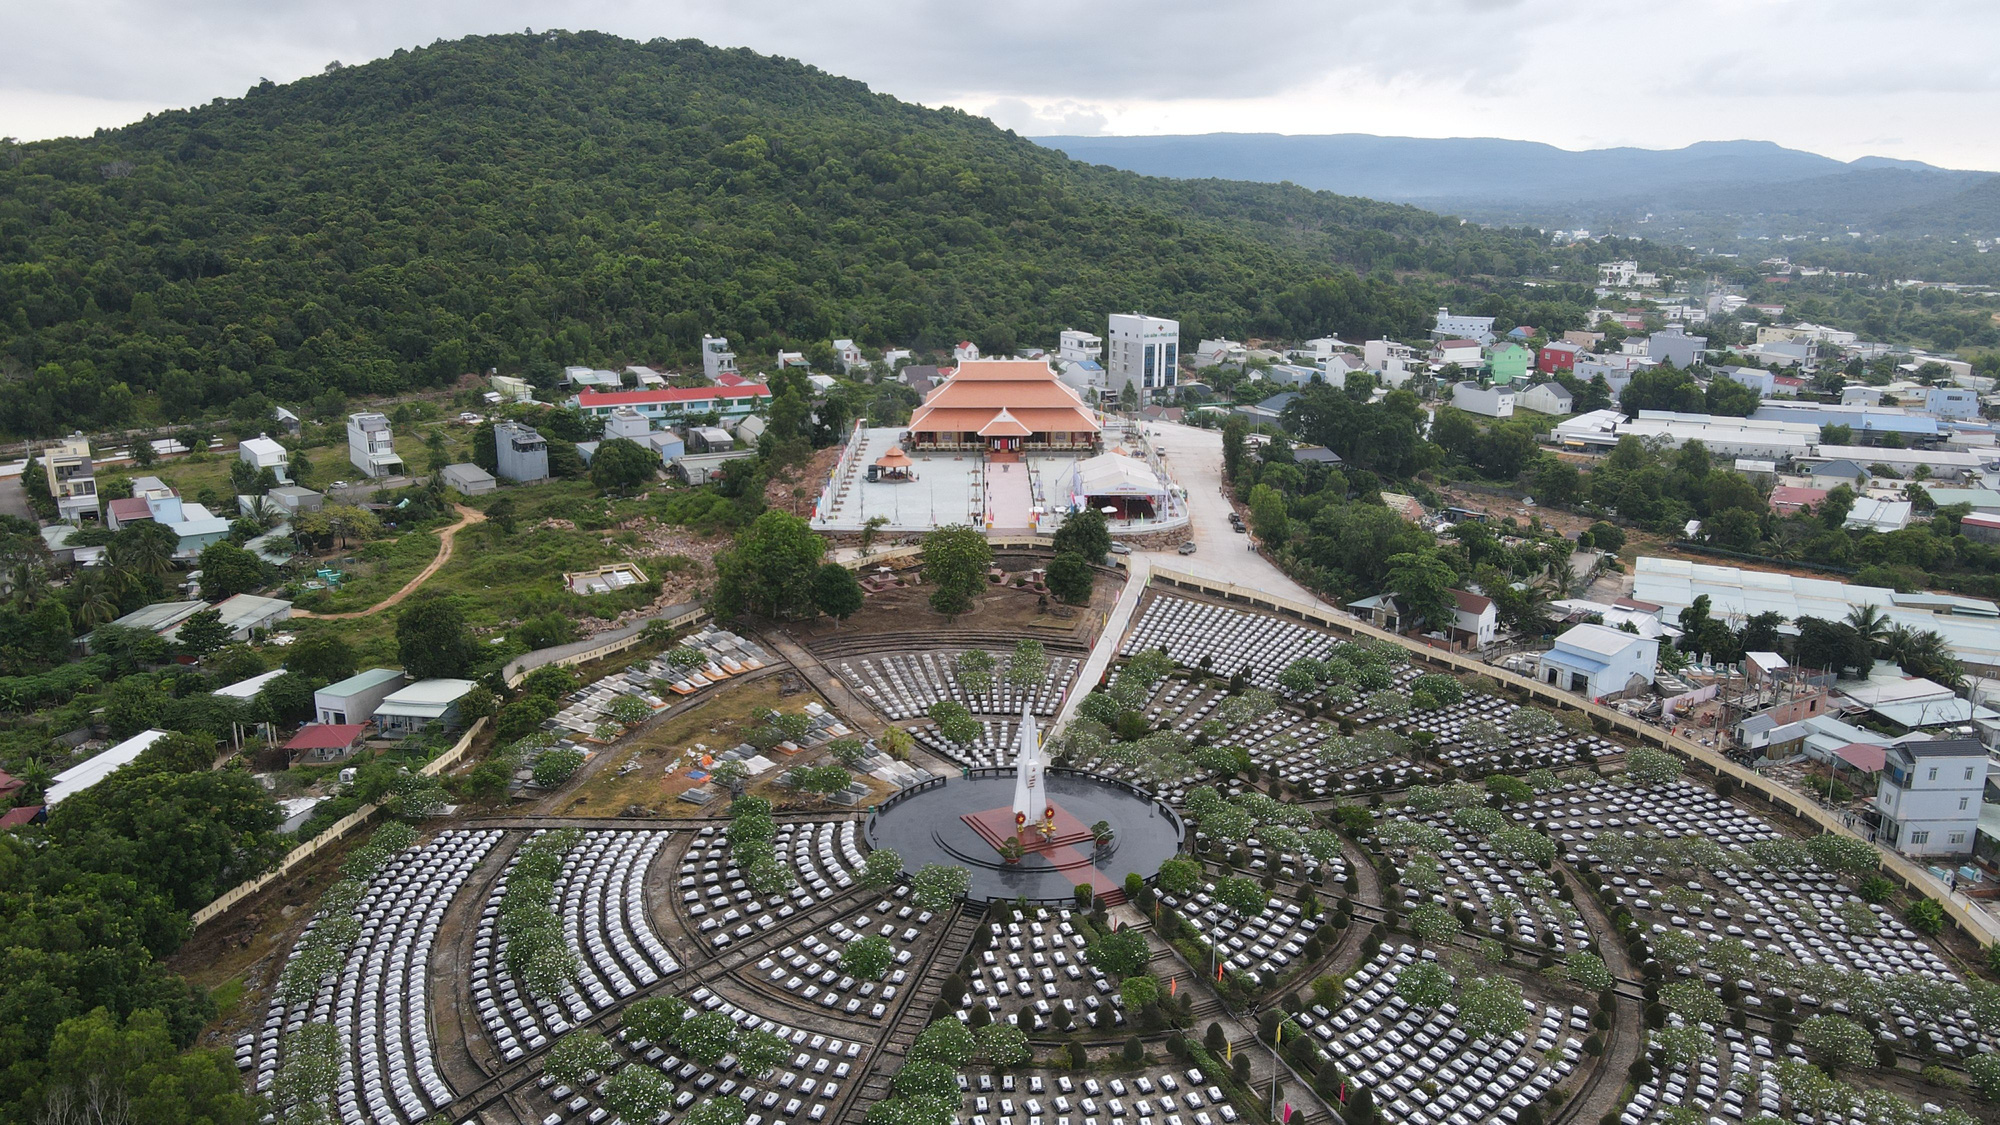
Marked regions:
[1751,403,1941,440]
[1534,623,1658,700]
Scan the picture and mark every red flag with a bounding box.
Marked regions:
[1215,961,1224,982]
[1283,1105,1293,1123]
[1168,976,1177,996]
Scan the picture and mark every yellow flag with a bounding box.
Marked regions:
[1274,1022,1283,1045]
[1225,1039,1233,1062]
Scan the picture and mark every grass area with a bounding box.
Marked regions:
[551,674,825,816]
[290,528,443,612]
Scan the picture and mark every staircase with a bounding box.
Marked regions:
[855,903,987,1107]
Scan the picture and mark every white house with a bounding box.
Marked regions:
[1535,623,1659,699]
[1516,382,1574,416]
[374,679,479,735]
[1449,381,1515,418]
[314,668,407,726]
[1432,307,1496,345]
[346,413,404,479]
[1432,340,1485,368]
[1058,330,1103,364]
[1363,339,1417,372]
[1291,337,1351,363]
[953,341,982,364]
[1448,589,1498,648]
[701,335,738,382]
[832,339,869,376]
[1875,738,1986,858]
[1926,385,1980,420]
[1193,339,1247,369]
[1842,498,1913,534]
[239,434,289,477]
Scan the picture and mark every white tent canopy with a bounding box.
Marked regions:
[1069,452,1167,502]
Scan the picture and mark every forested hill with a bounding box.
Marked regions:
[0,31,1617,438]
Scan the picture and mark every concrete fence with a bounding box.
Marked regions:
[1142,566,2000,948]
[502,606,709,688]
[189,716,490,930]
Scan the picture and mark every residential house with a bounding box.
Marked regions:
[602,407,652,441]
[492,421,550,484]
[440,464,497,495]
[239,434,289,480]
[1291,337,1351,364]
[283,723,370,767]
[1717,366,1775,396]
[1769,485,1829,516]
[1345,594,1401,632]
[46,729,170,806]
[700,335,738,382]
[1538,341,1584,374]
[42,434,97,523]
[1193,339,1247,369]
[1449,382,1515,418]
[1806,460,1870,488]
[346,413,405,479]
[194,594,292,642]
[953,341,982,364]
[1058,329,1103,364]
[687,427,735,454]
[1843,498,1913,533]
[1574,354,1653,396]
[1516,382,1574,416]
[1562,330,1605,347]
[1363,339,1417,372]
[1535,623,1659,699]
[1487,343,1531,385]
[315,668,407,726]
[1448,589,1498,648]
[1926,386,1980,420]
[1291,445,1342,467]
[832,338,870,375]
[374,679,479,735]
[1431,339,1485,369]
[1648,328,1708,368]
[1431,307,1497,345]
[268,485,323,516]
[1876,738,1986,858]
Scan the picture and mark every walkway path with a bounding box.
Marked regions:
[1052,555,1150,734]
[292,504,484,619]
[500,598,701,681]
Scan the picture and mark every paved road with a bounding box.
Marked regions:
[0,476,34,525]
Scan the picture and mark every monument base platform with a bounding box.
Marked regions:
[961,803,1094,853]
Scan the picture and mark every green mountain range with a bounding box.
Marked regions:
[0,32,1619,438]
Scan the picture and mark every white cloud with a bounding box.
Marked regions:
[3,0,1998,167]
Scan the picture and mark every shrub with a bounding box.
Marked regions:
[1905,898,1946,935]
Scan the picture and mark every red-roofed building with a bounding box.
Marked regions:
[0,771,22,802]
[1961,512,2000,544]
[1770,485,1829,515]
[568,385,770,423]
[0,805,45,830]
[1538,341,1584,374]
[282,723,370,766]
[907,360,1101,453]
[1448,588,1498,649]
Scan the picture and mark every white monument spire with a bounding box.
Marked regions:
[1010,700,1043,832]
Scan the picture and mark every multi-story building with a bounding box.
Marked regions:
[41,434,97,523]
[239,433,289,479]
[700,335,738,383]
[492,421,550,483]
[569,385,771,424]
[1649,327,1709,368]
[1431,307,1496,345]
[346,413,405,479]
[1058,329,1103,363]
[1875,738,1986,858]
[1106,313,1179,402]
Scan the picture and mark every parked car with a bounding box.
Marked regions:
[1109,543,1131,555]
[1178,541,1198,555]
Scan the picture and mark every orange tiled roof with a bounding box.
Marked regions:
[909,360,1099,435]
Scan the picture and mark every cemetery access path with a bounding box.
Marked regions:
[292,503,484,619]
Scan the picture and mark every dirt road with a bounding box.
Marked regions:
[292,504,485,619]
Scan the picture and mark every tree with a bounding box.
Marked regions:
[1084,927,1151,977]
[1216,875,1268,917]
[395,593,477,679]
[810,562,865,625]
[1006,639,1047,688]
[1565,952,1613,992]
[976,1022,1031,1067]
[39,1007,257,1125]
[910,864,969,911]
[1623,746,1682,786]
[543,1030,620,1085]
[1967,1052,2000,1100]
[624,996,692,1044]
[682,1100,749,1125]
[286,631,356,685]
[926,699,982,744]
[1248,483,1289,544]
[175,608,231,657]
[861,848,903,889]
[1052,507,1111,562]
[1659,981,1725,1027]
[1156,858,1202,897]
[713,510,827,620]
[908,1018,976,1068]
[589,437,659,494]
[531,748,586,788]
[735,1027,791,1078]
[1045,551,1094,604]
[196,540,267,600]
[955,649,995,693]
[1804,833,1877,878]
[1394,962,1452,1009]
[845,934,895,980]
[1457,975,1528,1041]
[1586,521,1625,553]
[675,1010,739,1066]
[921,525,990,617]
[1385,549,1457,633]
[602,1067,675,1123]
[790,763,851,803]
[1796,1015,1875,1072]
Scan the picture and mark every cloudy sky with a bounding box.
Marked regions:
[7,0,1998,169]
